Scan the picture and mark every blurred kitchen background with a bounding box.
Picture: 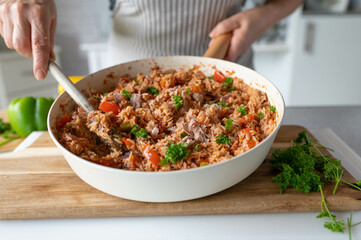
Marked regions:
[0,0,360,109]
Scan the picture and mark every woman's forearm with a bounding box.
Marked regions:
[259,0,304,30]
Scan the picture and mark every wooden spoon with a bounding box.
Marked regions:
[203,33,232,59]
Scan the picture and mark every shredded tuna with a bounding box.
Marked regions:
[182,119,208,143]
[130,93,142,109]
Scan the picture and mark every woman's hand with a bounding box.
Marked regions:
[209,0,303,62]
[0,0,56,80]
[209,8,270,62]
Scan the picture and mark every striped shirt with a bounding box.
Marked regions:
[108,0,253,68]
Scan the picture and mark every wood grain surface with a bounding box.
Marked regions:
[0,125,360,220]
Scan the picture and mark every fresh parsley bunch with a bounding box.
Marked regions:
[271,131,361,236]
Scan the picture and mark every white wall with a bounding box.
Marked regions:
[55,0,111,76]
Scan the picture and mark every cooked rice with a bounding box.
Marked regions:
[57,68,277,171]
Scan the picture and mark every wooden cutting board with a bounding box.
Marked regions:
[0,125,360,220]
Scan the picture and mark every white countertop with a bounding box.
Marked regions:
[1,107,361,240]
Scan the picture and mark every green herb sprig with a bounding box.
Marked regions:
[159,141,190,166]
[224,77,233,88]
[269,106,276,113]
[216,134,232,145]
[225,118,233,131]
[122,89,132,100]
[180,132,188,138]
[0,118,11,134]
[172,95,183,109]
[0,118,20,147]
[147,86,159,96]
[216,102,227,107]
[130,125,148,138]
[238,106,247,116]
[317,185,344,233]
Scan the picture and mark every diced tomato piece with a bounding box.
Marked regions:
[192,85,201,93]
[213,70,225,83]
[57,115,71,128]
[247,138,257,149]
[99,158,112,167]
[242,128,253,133]
[143,144,161,165]
[161,78,167,88]
[98,101,121,114]
[246,113,255,120]
[121,137,133,148]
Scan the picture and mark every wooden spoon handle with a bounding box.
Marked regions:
[48,59,95,113]
[203,33,232,59]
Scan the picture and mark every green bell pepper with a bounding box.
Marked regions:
[8,97,54,137]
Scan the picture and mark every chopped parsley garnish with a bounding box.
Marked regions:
[194,144,199,151]
[269,106,276,113]
[207,75,213,80]
[228,87,236,92]
[122,89,131,100]
[224,77,233,88]
[216,102,227,107]
[130,125,148,138]
[186,88,190,94]
[257,112,264,120]
[159,141,190,166]
[129,125,140,135]
[147,86,159,95]
[110,128,117,134]
[225,118,233,131]
[172,95,183,109]
[238,106,247,116]
[216,134,232,144]
[136,129,148,138]
[117,134,124,139]
[180,132,188,138]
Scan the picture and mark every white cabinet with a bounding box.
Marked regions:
[289,14,361,106]
[0,47,61,109]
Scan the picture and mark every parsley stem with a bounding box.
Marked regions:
[0,136,21,147]
[313,145,329,162]
[340,180,361,191]
[348,211,353,240]
[352,221,361,228]
[333,178,341,195]
[332,168,343,195]
[319,185,334,221]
